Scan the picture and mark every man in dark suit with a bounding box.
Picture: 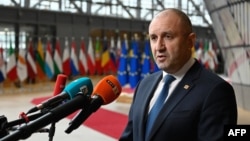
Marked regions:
[119,8,237,141]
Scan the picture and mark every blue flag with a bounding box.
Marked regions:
[129,40,140,88]
[117,39,129,87]
[141,40,151,79]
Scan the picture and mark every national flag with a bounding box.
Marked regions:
[70,39,79,76]
[95,37,102,75]
[78,39,88,75]
[141,40,151,79]
[0,47,6,83]
[17,49,28,82]
[211,41,219,68]
[129,40,140,88]
[87,37,96,75]
[109,37,118,73]
[26,39,37,80]
[6,41,17,82]
[45,40,54,79]
[62,38,71,76]
[101,39,111,74]
[202,40,211,69]
[36,38,46,79]
[53,38,62,75]
[116,37,121,68]
[194,41,203,63]
[204,41,219,71]
[117,39,129,87]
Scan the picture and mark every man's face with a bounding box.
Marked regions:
[148,11,195,73]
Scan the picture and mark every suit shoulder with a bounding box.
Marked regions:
[202,69,223,80]
[141,71,162,81]
[136,71,162,88]
[200,68,231,86]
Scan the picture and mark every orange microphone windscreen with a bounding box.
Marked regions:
[92,75,122,105]
[53,74,68,96]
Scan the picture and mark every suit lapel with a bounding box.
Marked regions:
[137,72,162,139]
[147,61,202,140]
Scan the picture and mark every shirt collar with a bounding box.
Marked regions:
[163,57,195,80]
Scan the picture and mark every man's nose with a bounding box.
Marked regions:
[156,38,165,50]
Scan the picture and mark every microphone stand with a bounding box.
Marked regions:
[5,112,44,129]
[0,115,9,138]
[40,103,58,141]
[48,122,56,141]
[0,92,89,141]
[0,112,44,138]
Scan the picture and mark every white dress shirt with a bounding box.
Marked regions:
[148,57,195,112]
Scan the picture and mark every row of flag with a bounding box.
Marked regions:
[0,36,158,88]
[0,37,117,83]
[0,36,220,89]
[193,39,220,72]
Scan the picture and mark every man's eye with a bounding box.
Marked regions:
[165,35,173,39]
[150,36,157,41]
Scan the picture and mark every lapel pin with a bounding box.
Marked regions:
[184,85,190,89]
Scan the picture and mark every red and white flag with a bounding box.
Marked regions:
[62,38,71,76]
[87,37,96,75]
[78,39,88,75]
[26,39,37,80]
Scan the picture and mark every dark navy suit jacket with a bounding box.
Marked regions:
[120,60,237,141]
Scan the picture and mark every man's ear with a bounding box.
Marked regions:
[188,32,196,49]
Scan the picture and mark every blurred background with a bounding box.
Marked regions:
[0,0,249,141]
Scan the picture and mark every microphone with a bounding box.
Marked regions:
[0,74,68,138]
[26,77,92,114]
[53,74,67,96]
[65,75,122,134]
[50,74,67,140]
[91,75,122,104]
[0,78,93,141]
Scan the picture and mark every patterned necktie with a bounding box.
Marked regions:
[145,74,176,139]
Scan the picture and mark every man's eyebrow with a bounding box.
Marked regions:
[162,31,172,35]
[149,31,173,36]
[158,31,174,37]
[148,33,155,36]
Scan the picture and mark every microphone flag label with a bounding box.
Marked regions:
[224,125,250,141]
